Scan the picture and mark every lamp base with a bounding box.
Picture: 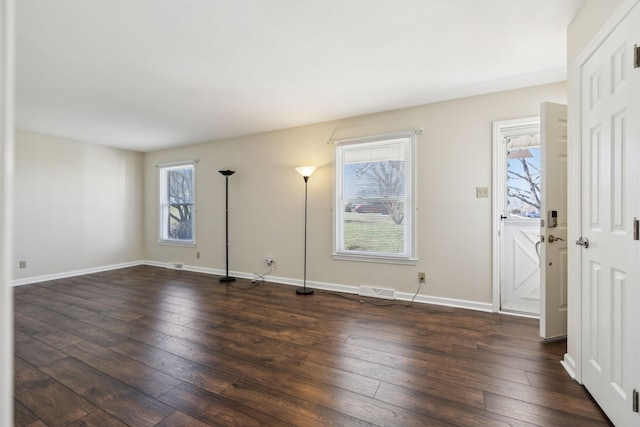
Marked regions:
[296,287,314,295]
[219,276,236,283]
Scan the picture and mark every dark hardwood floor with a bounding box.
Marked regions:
[13,265,611,426]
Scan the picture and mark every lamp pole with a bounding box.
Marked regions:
[295,166,316,295]
[219,170,235,283]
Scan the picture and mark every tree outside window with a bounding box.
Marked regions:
[507,146,540,219]
[335,135,415,262]
[159,163,195,243]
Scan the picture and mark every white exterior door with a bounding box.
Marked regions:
[539,102,568,339]
[579,3,640,425]
[494,118,542,315]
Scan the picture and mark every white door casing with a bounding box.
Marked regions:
[0,0,13,425]
[579,2,640,425]
[539,102,568,339]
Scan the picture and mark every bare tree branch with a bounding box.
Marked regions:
[507,157,541,213]
[355,160,405,225]
[166,168,194,239]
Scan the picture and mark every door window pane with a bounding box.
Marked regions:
[507,145,541,218]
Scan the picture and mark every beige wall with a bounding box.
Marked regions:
[13,130,144,281]
[565,0,626,378]
[145,81,567,305]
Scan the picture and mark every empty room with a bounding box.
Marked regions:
[1,0,639,426]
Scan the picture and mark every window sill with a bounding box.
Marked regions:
[332,252,417,265]
[157,240,196,248]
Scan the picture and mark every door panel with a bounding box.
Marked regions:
[539,102,568,339]
[501,221,540,314]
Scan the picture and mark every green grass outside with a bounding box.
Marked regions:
[343,212,404,253]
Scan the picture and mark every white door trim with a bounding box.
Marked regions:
[492,116,540,313]
[568,0,640,384]
[0,0,14,424]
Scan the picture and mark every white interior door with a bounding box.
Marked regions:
[579,3,640,425]
[539,102,568,339]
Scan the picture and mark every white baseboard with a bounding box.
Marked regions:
[11,260,145,286]
[403,293,494,312]
[162,262,493,313]
[14,259,495,314]
[561,353,579,383]
[498,310,539,319]
[143,261,257,281]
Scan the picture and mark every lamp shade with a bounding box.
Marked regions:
[295,166,316,178]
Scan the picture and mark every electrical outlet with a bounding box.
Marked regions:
[196,251,200,259]
[418,272,426,282]
[19,260,27,269]
[265,257,274,266]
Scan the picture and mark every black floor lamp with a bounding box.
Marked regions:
[219,170,235,283]
[295,166,316,295]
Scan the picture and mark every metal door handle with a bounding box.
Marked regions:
[575,237,589,248]
[548,235,565,243]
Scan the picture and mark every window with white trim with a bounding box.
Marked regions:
[334,133,416,263]
[159,162,195,245]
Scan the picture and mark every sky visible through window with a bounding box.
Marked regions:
[507,147,541,219]
[343,161,405,200]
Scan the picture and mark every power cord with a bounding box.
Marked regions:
[230,281,262,291]
[228,260,278,291]
[408,279,423,305]
[251,260,277,283]
[321,291,396,306]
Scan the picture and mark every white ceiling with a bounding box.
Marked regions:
[15,0,584,152]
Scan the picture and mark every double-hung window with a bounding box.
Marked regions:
[334,132,416,263]
[159,161,196,245]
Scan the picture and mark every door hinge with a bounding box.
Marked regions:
[635,45,640,69]
[634,217,639,240]
[633,389,639,413]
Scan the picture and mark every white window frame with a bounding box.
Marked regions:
[158,160,196,247]
[333,131,417,264]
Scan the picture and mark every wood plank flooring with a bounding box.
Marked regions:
[13,265,612,426]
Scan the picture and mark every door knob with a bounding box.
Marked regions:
[548,235,565,243]
[575,236,589,248]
